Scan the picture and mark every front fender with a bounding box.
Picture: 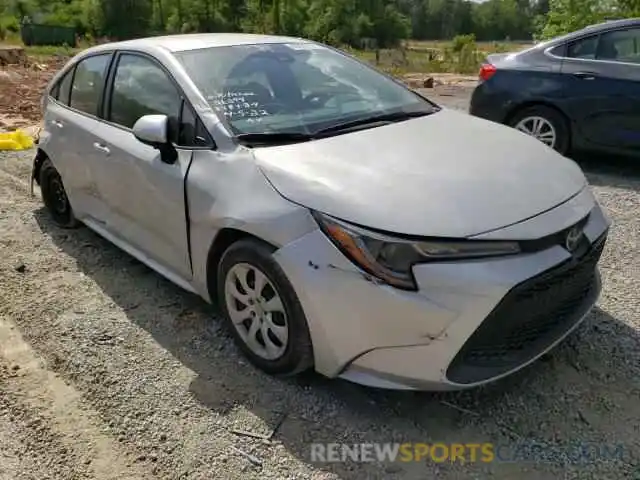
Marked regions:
[184,148,318,302]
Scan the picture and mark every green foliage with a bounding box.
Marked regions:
[451,33,475,52]
[0,15,18,39]
[618,0,640,15]
[374,4,412,48]
[303,0,404,48]
[0,0,540,48]
[92,0,153,39]
[538,0,638,39]
[0,15,19,32]
[540,0,609,39]
[41,0,87,32]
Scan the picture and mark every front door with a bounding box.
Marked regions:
[560,27,640,153]
[90,52,195,281]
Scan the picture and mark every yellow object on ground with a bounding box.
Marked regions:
[0,130,35,151]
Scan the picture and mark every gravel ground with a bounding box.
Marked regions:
[418,85,474,111]
[0,94,639,479]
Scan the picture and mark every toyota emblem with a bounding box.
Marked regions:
[565,226,583,253]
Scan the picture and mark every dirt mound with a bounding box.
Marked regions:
[0,46,27,66]
[0,55,68,131]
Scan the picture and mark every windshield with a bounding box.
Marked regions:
[174,42,438,136]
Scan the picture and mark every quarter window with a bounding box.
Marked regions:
[57,70,73,105]
[548,44,566,57]
[109,54,181,130]
[178,101,211,147]
[567,35,598,60]
[69,54,111,116]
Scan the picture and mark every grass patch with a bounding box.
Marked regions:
[350,39,532,75]
[351,47,483,75]
[24,44,81,57]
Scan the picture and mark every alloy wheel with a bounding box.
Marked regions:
[514,115,557,148]
[224,262,289,360]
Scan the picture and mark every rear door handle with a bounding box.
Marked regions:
[93,142,110,154]
[51,120,64,128]
[573,72,597,80]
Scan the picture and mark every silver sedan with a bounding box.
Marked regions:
[33,33,611,390]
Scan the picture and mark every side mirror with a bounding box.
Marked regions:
[133,114,169,146]
[132,114,177,164]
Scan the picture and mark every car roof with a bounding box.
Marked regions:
[558,17,640,42]
[565,18,640,37]
[82,33,309,54]
[525,17,640,53]
[578,17,640,34]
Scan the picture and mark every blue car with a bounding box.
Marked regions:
[469,18,640,157]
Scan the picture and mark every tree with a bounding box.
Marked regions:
[618,0,640,15]
[85,0,152,39]
[540,0,613,39]
[371,3,411,48]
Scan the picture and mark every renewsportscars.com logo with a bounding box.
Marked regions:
[312,443,494,464]
[310,442,629,464]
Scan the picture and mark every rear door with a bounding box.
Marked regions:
[43,53,113,222]
[559,27,640,152]
[90,51,210,281]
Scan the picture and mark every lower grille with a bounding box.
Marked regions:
[446,233,607,385]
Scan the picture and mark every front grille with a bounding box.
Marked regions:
[446,233,607,385]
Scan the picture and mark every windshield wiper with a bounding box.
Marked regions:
[235,132,313,147]
[313,110,435,136]
[235,110,436,146]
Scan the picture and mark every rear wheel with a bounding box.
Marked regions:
[509,105,570,156]
[39,158,79,228]
[216,238,314,376]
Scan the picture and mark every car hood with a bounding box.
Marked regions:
[253,109,587,238]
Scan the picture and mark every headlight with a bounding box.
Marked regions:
[313,212,521,290]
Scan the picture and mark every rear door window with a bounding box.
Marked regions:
[69,54,111,116]
[596,28,640,63]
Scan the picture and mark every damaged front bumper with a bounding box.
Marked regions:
[273,203,610,391]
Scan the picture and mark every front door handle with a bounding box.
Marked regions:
[93,142,110,155]
[573,72,597,80]
[51,120,64,129]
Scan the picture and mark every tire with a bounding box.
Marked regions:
[216,238,314,376]
[508,105,571,156]
[39,158,79,229]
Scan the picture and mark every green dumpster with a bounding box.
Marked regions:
[20,23,77,47]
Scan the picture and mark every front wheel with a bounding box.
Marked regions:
[509,105,571,156]
[216,238,314,376]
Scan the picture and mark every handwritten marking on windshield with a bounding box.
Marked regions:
[210,91,271,120]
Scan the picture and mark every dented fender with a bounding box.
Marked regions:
[183,147,318,301]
